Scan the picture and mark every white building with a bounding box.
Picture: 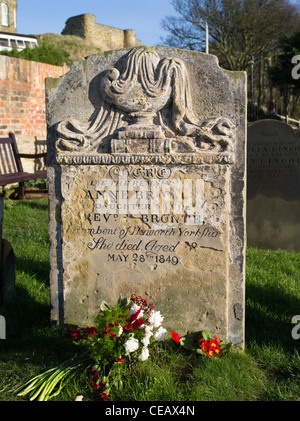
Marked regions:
[0,1,38,51]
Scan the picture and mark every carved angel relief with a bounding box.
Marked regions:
[56,47,235,154]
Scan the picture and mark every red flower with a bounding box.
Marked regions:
[200,340,210,354]
[129,307,142,323]
[198,337,222,357]
[123,307,144,331]
[98,391,110,401]
[91,376,106,389]
[209,338,220,348]
[102,322,117,335]
[132,318,144,329]
[71,331,80,341]
[91,369,100,379]
[85,327,97,337]
[91,381,102,390]
[172,330,180,344]
[207,348,215,358]
[70,328,82,342]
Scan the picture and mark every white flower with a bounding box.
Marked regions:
[154,326,167,341]
[142,336,151,347]
[123,335,139,353]
[117,325,123,337]
[142,325,153,347]
[149,310,164,328]
[144,325,153,336]
[130,303,140,315]
[138,346,149,361]
[130,303,144,319]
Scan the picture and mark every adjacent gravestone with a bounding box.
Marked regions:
[46,46,247,346]
[0,199,3,260]
[247,119,300,251]
[0,198,16,305]
[0,315,5,339]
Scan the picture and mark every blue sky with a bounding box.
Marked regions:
[17,0,178,46]
[16,0,300,47]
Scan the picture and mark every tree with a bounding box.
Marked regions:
[161,0,300,71]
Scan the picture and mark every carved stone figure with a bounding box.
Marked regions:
[56,47,235,154]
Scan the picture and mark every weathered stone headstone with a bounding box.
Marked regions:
[247,119,300,251]
[46,46,246,346]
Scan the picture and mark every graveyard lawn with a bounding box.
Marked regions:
[0,198,300,401]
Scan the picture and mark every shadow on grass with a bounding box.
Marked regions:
[16,257,50,287]
[245,282,300,353]
[21,200,48,212]
[0,283,77,369]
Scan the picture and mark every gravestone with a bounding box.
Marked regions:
[247,119,300,251]
[0,198,16,305]
[46,46,246,346]
[0,199,3,259]
[0,315,5,339]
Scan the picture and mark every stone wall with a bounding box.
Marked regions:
[0,0,17,33]
[62,14,141,51]
[0,55,69,171]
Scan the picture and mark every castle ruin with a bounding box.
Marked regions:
[62,14,141,51]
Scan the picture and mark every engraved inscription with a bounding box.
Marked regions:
[84,213,223,266]
[67,164,228,271]
[56,153,235,165]
[248,121,300,180]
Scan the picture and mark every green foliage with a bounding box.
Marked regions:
[92,300,131,366]
[15,352,93,401]
[0,41,70,66]
[24,178,47,189]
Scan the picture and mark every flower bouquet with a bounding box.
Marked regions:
[16,294,167,401]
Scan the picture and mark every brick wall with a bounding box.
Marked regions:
[0,55,69,172]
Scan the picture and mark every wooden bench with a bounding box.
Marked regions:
[0,133,47,200]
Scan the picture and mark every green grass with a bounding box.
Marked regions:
[0,198,300,401]
[37,33,102,64]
